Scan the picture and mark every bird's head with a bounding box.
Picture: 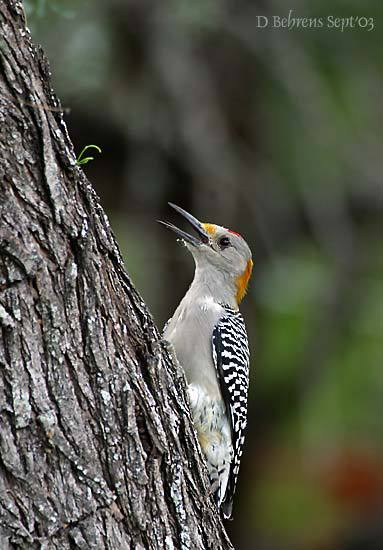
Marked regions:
[159,203,253,304]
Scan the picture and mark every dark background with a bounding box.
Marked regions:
[25,1,382,548]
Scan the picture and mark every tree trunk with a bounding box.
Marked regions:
[0,2,233,548]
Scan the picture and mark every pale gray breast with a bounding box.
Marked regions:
[164,296,224,399]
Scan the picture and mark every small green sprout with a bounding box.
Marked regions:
[76,144,102,166]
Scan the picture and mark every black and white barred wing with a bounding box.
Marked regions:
[211,308,250,516]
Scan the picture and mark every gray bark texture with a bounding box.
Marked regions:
[0,1,233,548]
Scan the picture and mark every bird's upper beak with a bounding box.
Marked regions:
[158,203,210,247]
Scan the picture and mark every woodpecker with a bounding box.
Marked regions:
[159,203,253,519]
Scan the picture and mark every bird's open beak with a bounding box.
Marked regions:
[158,203,210,247]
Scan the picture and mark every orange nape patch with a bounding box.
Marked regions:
[236,259,253,304]
[202,223,216,235]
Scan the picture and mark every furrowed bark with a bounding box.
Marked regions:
[0,1,233,548]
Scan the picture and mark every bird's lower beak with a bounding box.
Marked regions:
[158,203,210,247]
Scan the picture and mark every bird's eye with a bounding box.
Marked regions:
[218,236,231,249]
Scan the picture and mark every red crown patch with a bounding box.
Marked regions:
[228,229,242,238]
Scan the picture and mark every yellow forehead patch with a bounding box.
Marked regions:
[236,259,253,304]
[202,223,216,235]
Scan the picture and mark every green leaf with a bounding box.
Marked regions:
[76,144,102,166]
